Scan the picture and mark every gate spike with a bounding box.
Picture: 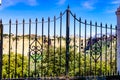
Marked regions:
[48,17,50,21]
[105,24,107,28]
[110,24,112,29]
[85,19,87,24]
[16,19,18,24]
[67,5,70,9]
[9,19,11,24]
[74,14,76,17]
[116,25,117,31]
[60,12,62,16]
[95,22,97,26]
[35,18,38,23]
[23,19,25,23]
[0,19,2,24]
[79,17,81,22]
[29,18,31,23]
[90,20,92,25]
[54,16,56,20]
[42,17,44,21]
[100,22,102,27]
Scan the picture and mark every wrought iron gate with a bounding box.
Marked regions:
[0,6,118,79]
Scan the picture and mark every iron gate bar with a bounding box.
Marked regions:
[73,14,76,76]
[90,21,92,76]
[8,20,11,78]
[22,19,25,77]
[66,6,70,76]
[29,19,42,77]
[28,19,31,77]
[95,22,97,76]
[115,26,117,74]
[100,23,102,75]
[15,20,18,78]
[48,17,50,77]
[59,12,62,75]
[100,23,103,75]
[41,18,44,77]
[0,20,3,80]
[54,16,56,76]
[105,24,107,75]
[35,18,37,77]
[79,18,81,76]
[110,24,112,75]
[84,20,87,76]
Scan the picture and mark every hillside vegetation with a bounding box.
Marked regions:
[2,34,117,78]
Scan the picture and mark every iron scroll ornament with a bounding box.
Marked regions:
[29,38,42,63]
[85,37,102,62]
[91,41,102,62]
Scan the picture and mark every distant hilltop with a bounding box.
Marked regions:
[3,34,85,55]
[2,33,116,56]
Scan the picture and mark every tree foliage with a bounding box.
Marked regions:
[2,39,116,78]
[2,52,28,78]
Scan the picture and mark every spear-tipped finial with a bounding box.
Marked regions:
[67,5,70,9]
[0,19,2,24]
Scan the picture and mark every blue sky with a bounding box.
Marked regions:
[0,0,119,25]
[0,0,119,36]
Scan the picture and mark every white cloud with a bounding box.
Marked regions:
[57,0,66,5]
[82,1,94,9]
[82,0,98,10]
[105,0,120,13]
[0,0,38,10]
[111,0,120,4]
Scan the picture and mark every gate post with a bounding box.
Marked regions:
[66,6,70,78]
[116,6,120,73]
[0,20,3,80]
